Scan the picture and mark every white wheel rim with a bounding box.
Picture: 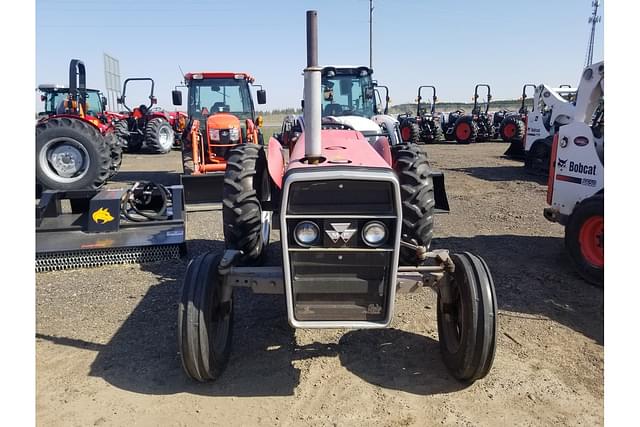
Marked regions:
[40,137,90,183]
[158,125,174,150]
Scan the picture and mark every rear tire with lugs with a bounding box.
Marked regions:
[145,117,174,154]
[453,116,478,144]
[222,144,271,265]
[392,144,435,265]
[36,117,111,191]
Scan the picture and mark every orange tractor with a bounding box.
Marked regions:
[171,72,266,206]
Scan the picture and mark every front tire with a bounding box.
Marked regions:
[565,194,604,287]
[222,144,271,265]
[437,252,497,382]
[178,252,233,382]
[392,144,435,265]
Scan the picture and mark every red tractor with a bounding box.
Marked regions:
[177,11,497,384]
[36,60,123,193]
[114,78,187,154]
[171,72,267,206]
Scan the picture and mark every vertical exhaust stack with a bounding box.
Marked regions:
[303,10,322,161]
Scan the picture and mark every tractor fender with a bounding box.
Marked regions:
[267,136,285,189]
[41,114,105,134]
[371,136,392,166]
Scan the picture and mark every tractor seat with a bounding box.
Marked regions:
[212,102,230,113]
[324,103,343,116]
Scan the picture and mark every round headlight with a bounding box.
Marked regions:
[362,221,387,247]
[294,221,319,246]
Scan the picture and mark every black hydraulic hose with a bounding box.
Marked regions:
[121,181,172,222]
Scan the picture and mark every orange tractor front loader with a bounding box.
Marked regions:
[172,72,266,208]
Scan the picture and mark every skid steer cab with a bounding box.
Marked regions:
[172,72,267,208]
[545,61,604,287]
[177,10,497,386]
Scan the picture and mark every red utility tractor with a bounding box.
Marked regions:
[177,11,497,385]
[114,78,186,154]
[171,72,267,206]
[36,60,123,193]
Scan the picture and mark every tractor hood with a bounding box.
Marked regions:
[207,112,240,130]
[288,129,391,171]
[326,115,382,133]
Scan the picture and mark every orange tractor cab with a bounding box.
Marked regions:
[172,72,267,207]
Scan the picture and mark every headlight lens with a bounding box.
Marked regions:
[229,127,240,141]
[362,221,387,247]
[294,221,320,246]
[209,128,220,141]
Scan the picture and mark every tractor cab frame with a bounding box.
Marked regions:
[172,72,267,208]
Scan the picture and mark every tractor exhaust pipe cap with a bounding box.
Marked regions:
[303,10,322,161]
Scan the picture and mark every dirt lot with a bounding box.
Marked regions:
[36,142,603,426]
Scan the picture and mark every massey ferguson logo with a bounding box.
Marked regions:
[561,161,597,175]
[325,222,356,243]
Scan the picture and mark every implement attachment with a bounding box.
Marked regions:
[36,184,186,271]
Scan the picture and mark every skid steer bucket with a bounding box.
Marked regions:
[180,172,225,210]
[504,141,525,159]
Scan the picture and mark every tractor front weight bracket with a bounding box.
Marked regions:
[216,248,456,298]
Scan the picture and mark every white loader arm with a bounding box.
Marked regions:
[573,61,604,123]
[536,85,577,126]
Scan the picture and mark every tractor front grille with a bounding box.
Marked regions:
[281,171,401,328]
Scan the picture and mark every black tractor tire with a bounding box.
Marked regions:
[453,116,478,144]
[104,131,123,178]
[499,116,525,143]
[437,252,497,382]
[36,117,111,191]
[391,144,435,265]
[400,122,421,144]
[444,130,456,141]
[178,252,233,382]
[429,123,444,143]
[114,119,141,153]
[222,144,271,265]
[145,118,175,154]
[524,137,552,176]
[564,194,604,287]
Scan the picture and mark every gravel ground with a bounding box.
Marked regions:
[36,142,603,426]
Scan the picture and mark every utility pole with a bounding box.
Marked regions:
[585,0,601,67]
[369,0,373,69]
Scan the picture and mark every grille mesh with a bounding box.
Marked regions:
[35,244,182,272]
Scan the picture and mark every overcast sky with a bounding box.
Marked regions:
[36,0,604,111]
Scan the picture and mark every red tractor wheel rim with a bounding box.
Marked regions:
[504,123,516,138]
[579,215,604,268]
[401,126,411,141]
[456,123,471,140]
